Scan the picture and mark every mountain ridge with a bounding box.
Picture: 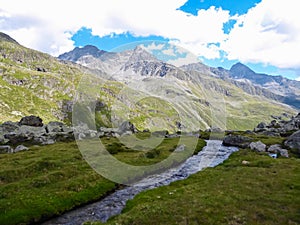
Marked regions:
[0,33,297,131]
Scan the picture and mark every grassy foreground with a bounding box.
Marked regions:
[0,142,116,225]
[88,150,300,225]
[0,135,206,225]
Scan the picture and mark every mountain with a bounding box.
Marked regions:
[230,62,300,94]
[58,45,296,130]
[227,63,300,108]
[58,45,107,62]
[0,31,297,131]
[183,62,300,109]
[1,32,296,131]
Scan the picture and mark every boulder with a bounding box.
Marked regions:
[222,135,253,148]
[256,122,267,129]
[242,160,250,165]
[14,145,29,153]
[0,135,8,145]
[278,149,289,158]
[46,121,65,133]
[0,121,19,133]
[267,144,289,157]
[284,130,300,153]
[250,141,266,152]
[4,125,47,144]
[118,121,138,134]
[19,115,43,127]
[0,145,13,154]
[174,144,185,152]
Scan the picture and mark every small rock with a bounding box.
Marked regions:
[174,144,185,152]
[242,160,250,165]
[78,133,86,140]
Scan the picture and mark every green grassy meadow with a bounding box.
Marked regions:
[0,135,205,225]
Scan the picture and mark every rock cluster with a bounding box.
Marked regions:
[222,113,300,157]
[0,116,139,154]
[254,113,300,136]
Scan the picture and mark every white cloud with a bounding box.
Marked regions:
[0,0,229,56]
[142,42,165,51]
[166,52,200,67]
[0,0,299,71]
[296,77,300,81]
[221,0,300,69]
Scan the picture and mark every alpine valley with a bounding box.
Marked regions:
[1,32,299,131]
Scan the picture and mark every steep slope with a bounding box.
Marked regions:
[59,45,296,131]
[0,32,85,122]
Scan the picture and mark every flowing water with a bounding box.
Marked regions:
[42,140,238,225]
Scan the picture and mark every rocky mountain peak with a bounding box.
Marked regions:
[0,32,19,44]
[58,45,107,62]
[129,45,158,62]
[229,62,256,78]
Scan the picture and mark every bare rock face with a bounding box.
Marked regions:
[19,115,43,127]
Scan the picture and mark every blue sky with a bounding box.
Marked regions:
[1,0,299,79]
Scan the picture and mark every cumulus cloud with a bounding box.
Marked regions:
[221,0,300,69]
[0,0,229,56]
[0,0,299,71]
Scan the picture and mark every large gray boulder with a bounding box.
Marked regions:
[285,130,300,153]
[222,135,253,148]
[249,141,266,152]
